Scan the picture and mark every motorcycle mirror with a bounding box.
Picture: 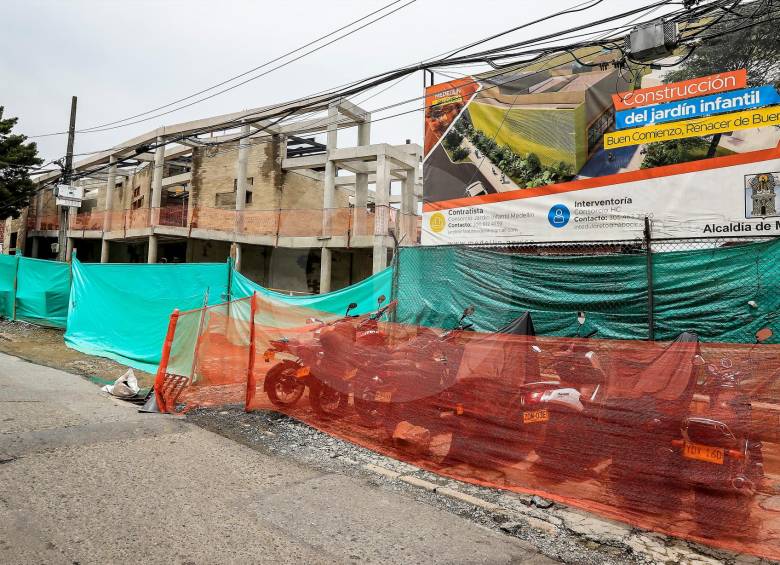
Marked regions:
[377,294,386,306]
[577,311,586,326]
[756,327,773,343]
[463,305,476,317]
[345,302,358,316]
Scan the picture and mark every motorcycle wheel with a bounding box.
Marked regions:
[309,381,349,419]
[693,488,751,537]
[264,361,306,407]
[354,388,390,428]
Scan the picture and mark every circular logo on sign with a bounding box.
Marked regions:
[548,204,570,228]
[429,212,446,233]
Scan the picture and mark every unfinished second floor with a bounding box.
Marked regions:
[22,97,423,250]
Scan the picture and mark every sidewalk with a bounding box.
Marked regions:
[0,352,554,564]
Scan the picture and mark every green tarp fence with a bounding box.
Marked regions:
[230,267,393,316]
[396,239,780,343]
[16,256,71,327]
[0,253,71,328]
[64,258,231,373]
[1,238,777,372]
[0,253,17,320]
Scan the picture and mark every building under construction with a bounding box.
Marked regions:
[1,98,421,294]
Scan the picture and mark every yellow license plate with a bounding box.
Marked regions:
[523,409,549,424]
[375,391,392,403]
[683,441,724,465]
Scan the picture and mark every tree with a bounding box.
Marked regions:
[640,137,709,169]
[443,130,463,151]
[663,2,780,157]
[0,107,43,219]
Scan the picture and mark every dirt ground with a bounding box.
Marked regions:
[0,319,155,389]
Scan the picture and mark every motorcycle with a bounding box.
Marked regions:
[263,296,396,419]
[353,305,477,431]
[528,312,608,477]
[670,326,771,536]
[598,331,702,515]
[382,308,544,465]
[262,300,361,418]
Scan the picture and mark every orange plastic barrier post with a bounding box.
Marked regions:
[244,292,258,412]
[153,308,180,413]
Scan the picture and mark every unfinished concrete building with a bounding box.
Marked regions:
[4,97,421,294]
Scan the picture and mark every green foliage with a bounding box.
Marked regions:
[443,130,463,151]
[451,146,470,161]
[463,123,573,188]
[0,106,43,219]
[640,138,710,169]
[664,3,780,88]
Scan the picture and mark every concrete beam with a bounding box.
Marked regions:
[161,172,192,189]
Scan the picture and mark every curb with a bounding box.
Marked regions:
[362,463,740,565]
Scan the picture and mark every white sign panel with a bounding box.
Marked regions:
[56,184,84,200]
[422,152,780,244]
[56,197,82,208]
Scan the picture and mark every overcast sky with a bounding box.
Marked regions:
[1,1,679,165]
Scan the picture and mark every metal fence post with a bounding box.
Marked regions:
[245,291,258,412]
[153,308,180,413]
[644,216,655,341]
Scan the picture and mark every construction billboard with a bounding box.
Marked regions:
[421,60,780,244]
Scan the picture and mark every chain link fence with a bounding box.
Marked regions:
[393,234,780,343]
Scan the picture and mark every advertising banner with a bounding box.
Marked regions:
[615,85,780,129]
[611,69,747,110]
[421,47,780,245]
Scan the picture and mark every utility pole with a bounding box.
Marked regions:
[57,96,77,261]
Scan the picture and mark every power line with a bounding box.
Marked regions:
[28,0,417,138]
[22,0,756,200]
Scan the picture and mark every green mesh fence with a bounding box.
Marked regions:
[396,237,780,343]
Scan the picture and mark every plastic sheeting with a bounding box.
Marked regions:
[15,257,71,327]
[395,239,780,343]
[65,258,230,373]
[158,293,780,560]
[0,253,17,319]
[230,267,393,316]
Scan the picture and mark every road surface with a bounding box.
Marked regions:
[0,352,555,564]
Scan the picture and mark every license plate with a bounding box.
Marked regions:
[523,409,549,424]
[683,441,724,465]
[375,391,392,403]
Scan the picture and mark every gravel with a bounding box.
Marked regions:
[186,406,706,565]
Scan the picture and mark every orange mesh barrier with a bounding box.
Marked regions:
[71,210,105,231]
[158,297,780,559]
[239,210,279,237]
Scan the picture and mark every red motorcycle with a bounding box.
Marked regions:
[670,327,771,536]
[262,296,395,419]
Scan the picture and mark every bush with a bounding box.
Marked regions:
[443,130,464,151]
[451,146,470,161]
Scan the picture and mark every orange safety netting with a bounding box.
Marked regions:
[155,294,780,560]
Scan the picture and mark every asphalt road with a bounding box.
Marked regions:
[0,352,555,565]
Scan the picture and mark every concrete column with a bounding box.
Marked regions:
[372,151,391,274]
[320,247,332,294]
[148,136,164,263]
[101,155,117,263]
[34,191,44,231]
[235,124,250,236]
[233,242,242,272]
[353,114,371,240]
[65,237,74,262]
[399,168,417,243]
[320,105,339,294]
[148,234,158,263]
